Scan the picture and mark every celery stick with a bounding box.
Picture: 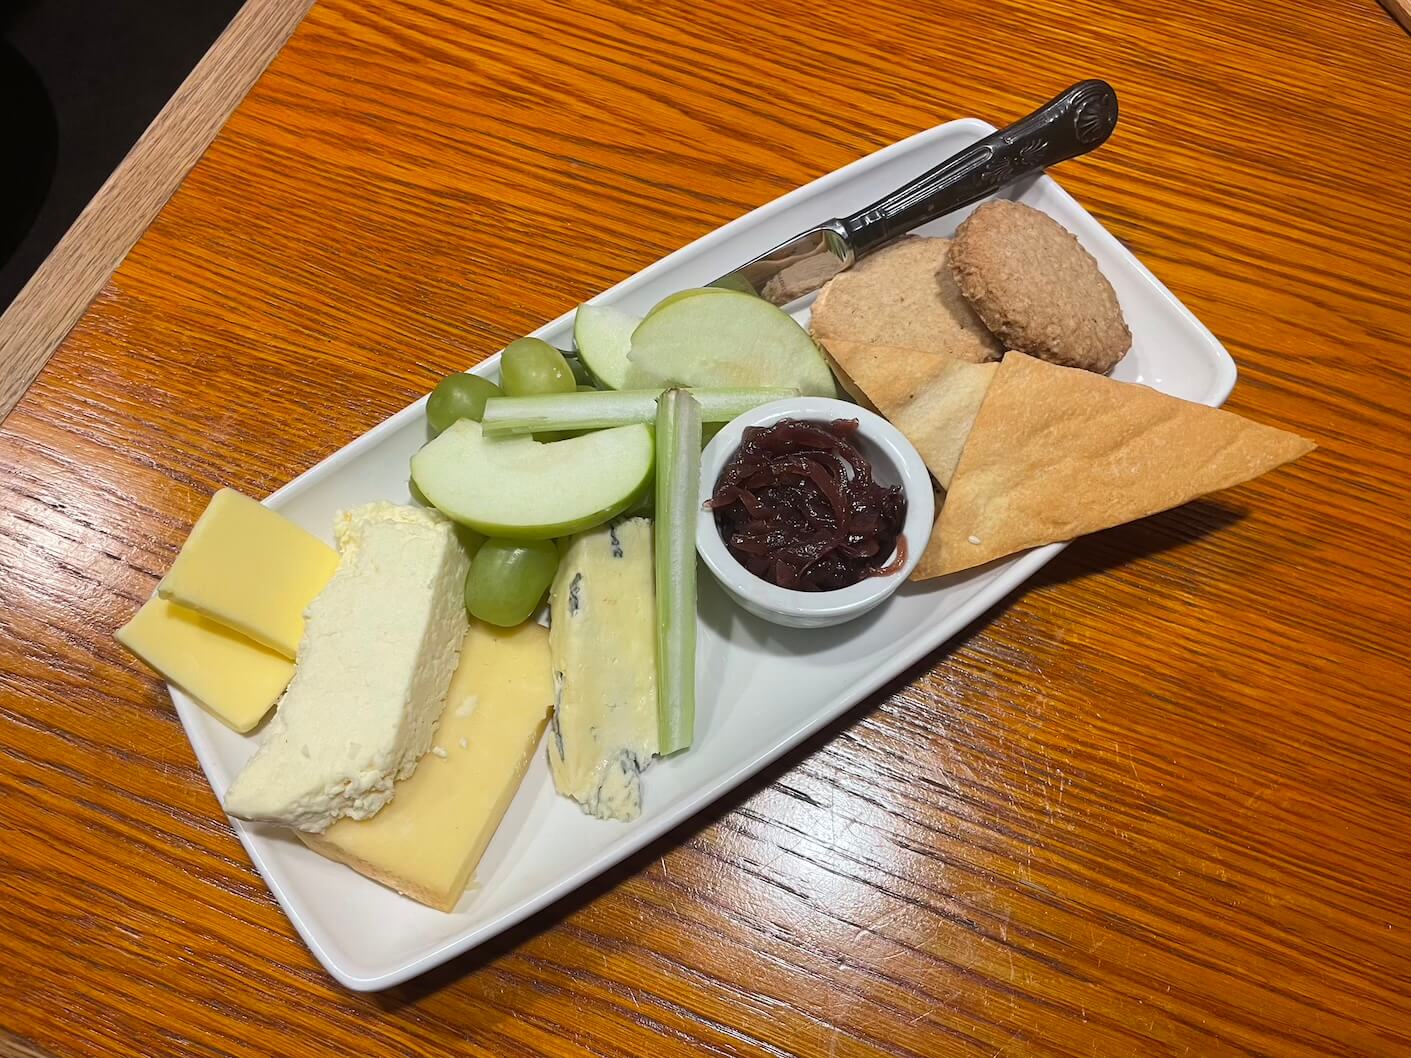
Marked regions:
[654,389,700,756]
[684,387,798,423]
[483,390,660,435]
[481,387,795,435]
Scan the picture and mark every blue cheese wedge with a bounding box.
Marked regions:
[223,502,470,833]
[547,518,658,821]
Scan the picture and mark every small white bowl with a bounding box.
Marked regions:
[697,397,934,628]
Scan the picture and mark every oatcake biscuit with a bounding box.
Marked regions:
[809,236,1003,363]
[948,200,1130,373]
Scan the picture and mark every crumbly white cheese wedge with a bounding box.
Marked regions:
[301,619,553,911]
[547,518,659,821]
[223,502,470,833]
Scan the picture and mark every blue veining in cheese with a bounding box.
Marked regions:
[547,518,658,821]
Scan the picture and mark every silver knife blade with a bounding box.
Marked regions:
[708,221,854,307]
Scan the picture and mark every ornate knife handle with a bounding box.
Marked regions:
[841,80,1118,257]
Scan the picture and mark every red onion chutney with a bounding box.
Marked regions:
[706,417,908,591]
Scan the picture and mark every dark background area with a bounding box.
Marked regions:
[0,0,244,313]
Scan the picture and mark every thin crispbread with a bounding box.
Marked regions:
[912,353,1315,579]
[809,236,1002,362]
[818,336,997,490]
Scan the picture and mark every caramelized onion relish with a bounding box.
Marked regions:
[706,418,908,591]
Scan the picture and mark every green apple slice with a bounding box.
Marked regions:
[411,419,653,539]
[573,304,657,390]
[628,290,838,397]
[643,287,733,319]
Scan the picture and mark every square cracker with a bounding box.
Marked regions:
[913,352,1316,579]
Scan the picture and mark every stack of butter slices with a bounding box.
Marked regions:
[117,488,339,732]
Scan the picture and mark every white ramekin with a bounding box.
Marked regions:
[696,397,934,628]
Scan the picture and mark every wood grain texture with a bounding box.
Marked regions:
[0,0,314,423]
[2,1,1409,1056]
[1381,0,1411,32]
[0,1033,62,1058]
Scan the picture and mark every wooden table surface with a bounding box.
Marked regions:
[3,1,1410,1055]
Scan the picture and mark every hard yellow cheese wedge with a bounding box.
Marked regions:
[301,619,553,912]
[116,597,294,732]
[157,488,340,658]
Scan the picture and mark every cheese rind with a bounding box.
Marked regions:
[157,488,340,658]
[223,502,469,832]
[116,596,293,732]
[547,518,658,821]
[302,620,552,911]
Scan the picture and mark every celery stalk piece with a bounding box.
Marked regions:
[654,389,701,756]
[483,390,661,435]
[481,387,796,435]
[674,387,798,422]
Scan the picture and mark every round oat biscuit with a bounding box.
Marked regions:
[809,235,1003,363]
[948,200,1130,373]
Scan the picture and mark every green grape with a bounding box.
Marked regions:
[464,537,559,627]
[452,523,486,561]
[500,338,575,397]
[567,355,595,387]
[427,373,501,435]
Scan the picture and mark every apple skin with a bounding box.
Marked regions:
[574,289,740,389]
[643,287,733,318]
[628,289,837,398]
[410,420,654,540]
[572,303,641,390]
[454,478,652,540]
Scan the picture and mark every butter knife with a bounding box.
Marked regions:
[711,79,1119,305]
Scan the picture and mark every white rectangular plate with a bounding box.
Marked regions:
[171,117,1236,990]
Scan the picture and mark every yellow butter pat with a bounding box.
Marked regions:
[116,597,294,732]
[302,619,553,911]
[157,488,340,658]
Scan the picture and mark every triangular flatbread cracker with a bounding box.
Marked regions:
[913,353,1315,579]
[819,337,997,489]
[888,361,999,491]
[818,337,955,411]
